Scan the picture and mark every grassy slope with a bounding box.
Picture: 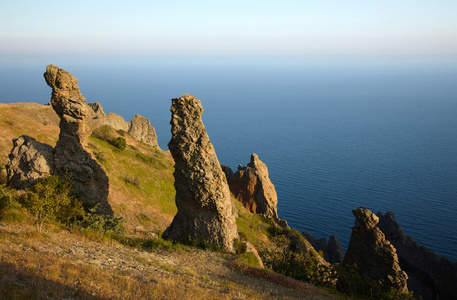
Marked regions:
[0,102,338,299]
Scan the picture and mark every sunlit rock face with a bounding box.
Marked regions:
[6,136,55,189]
[343,207,408,293]
[163,95,238,252]
[377,211,457,300]
[44,65,111,214]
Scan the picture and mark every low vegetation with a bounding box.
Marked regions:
[0,103,416,299]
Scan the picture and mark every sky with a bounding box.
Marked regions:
[1,0,457,57]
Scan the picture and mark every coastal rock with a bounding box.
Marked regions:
[342,207,408,292]
[86,103,159,148]
[6,136,55,189]
[44,65,112,214]
[377,211,457,300]
[220,164,234,183]
[163,95,238,251]
[303,232,329,261]
[128,114,159,148]
[328,235,344,265]
[228,154,279,220]
[302,232,344,264]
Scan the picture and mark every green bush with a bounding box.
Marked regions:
[19,176,84,232]
[91,125,112,141]
[75,206,125,235]
[111,137,126,150]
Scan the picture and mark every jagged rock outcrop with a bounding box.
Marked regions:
[6,136,55,189]
[223,155,289,228]
[328,235,344,265]
[128,114,159,147]
[220,164,234,182]
[303,232,329,261]
[342,207,408,292]
[302,232,344,264]
[377,211,457,300]
[163,95,238,251]
[43,64,112,214]
[86,103,159,149]
[229,154,278,219]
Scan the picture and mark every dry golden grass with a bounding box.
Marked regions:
[0,102,338,299]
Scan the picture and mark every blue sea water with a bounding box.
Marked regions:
[1,55,457,261]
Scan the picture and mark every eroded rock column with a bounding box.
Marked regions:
[44,65,111,214]
[163,95,238,251]
[342,207,408,292]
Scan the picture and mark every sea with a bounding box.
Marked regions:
[1,55,456,261]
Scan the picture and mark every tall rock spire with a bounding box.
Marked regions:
[163,95,238,251]
[44,65,111,214]
[342,207,408,292]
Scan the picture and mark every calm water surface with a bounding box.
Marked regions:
[1,57,456,261]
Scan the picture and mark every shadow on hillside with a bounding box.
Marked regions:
[0,262,107,300]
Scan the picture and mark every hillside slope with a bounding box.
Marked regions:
[0,102,337,299]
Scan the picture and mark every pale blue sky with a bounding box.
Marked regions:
[1,0,456,56]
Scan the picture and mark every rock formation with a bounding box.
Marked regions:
[302,232,344,264]
[87,102,159,149]
[43,64,111,214]
[328,235,344,265]
[128,114,159,147]
[377,211,457,300]
[342,207,408,292]
[6,136,55,189]
[163,95,238,251]
[229,154,278,219]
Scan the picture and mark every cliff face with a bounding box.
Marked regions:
[163,95,238,252]
[228,154,278,220]
[343,207,408,292]
[377,211,457,300]
[87,103,159,149]
[44,65,112,214]
[302,232,344,264]
[6,136,55,189]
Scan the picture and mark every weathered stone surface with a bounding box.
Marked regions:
[228,154,278,220]
[44,65,112,214]
[220,164,234,183]
[302,232,344,264]
[343,207,408,292]
[86,103,159,148]
[129,114,159,148]
[6,136,55,189]
[243,241,264,268]
[377,211,457,300]
[303,232,329,261]
[328,235,344,265]
[163,95,238,251]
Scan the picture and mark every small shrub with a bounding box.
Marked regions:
[91,125,112,141]
[123,175,140,187]
[19,176,84,232]
[94,151,108,162]
[76,206,125,235]
[111,137,126,150]
[117,129,126,136]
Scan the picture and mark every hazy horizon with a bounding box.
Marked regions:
[1,1,457,58]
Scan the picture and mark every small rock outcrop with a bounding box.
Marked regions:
[342,207,408,292]
[163,95,238,251]
[129,114,159,147]
[227,154,279,219]
[377,211,457,300]
[328,235,344,265]
[86,103,159,149]
[6,136,55,189]
[43,65,111,214]
[302,232,344,264]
